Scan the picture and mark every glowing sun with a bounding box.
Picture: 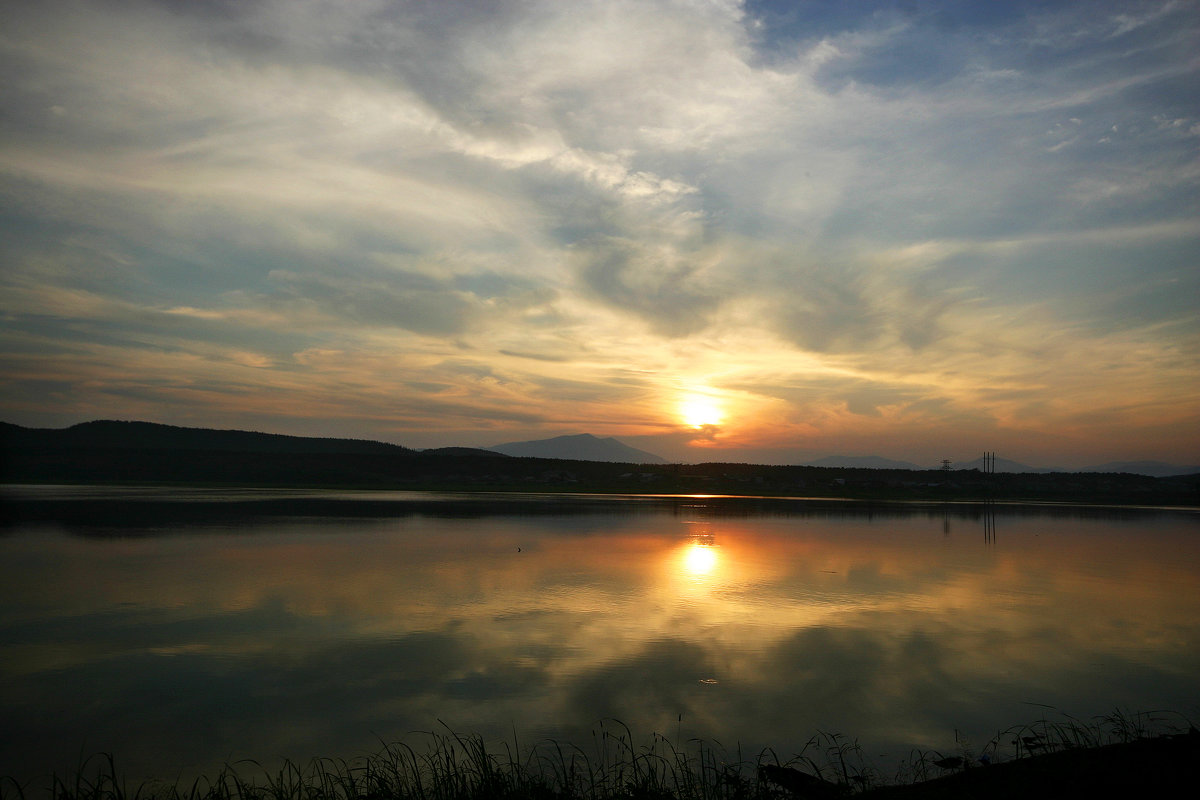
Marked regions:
[679,396,724,429]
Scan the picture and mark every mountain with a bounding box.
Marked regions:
[952,456,1200,476]
[487,434,667,464]
[1081,460,1200,477]
[807,455,921,470]
[0,420,413,455]
[952,455,1062,474]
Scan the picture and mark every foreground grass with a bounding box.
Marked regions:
[4,711,1196,800]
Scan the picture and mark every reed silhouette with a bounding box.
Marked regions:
[3,711,1195,800]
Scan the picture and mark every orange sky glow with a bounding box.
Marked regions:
[0,1,1197,468]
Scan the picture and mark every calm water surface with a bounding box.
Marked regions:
[2,488,1198,786]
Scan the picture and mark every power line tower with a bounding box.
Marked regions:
[941,459,952,471]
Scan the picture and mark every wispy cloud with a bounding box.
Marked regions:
[1,0,1197,466]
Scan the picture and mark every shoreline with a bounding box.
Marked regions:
[3,483,1198,532]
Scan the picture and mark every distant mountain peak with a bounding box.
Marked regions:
[486,433,666,464]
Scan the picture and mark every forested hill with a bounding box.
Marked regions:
[0,420,414,455]
[0,420,427,487]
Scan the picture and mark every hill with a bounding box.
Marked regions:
[0,420,412,455]
[487,433,667,463]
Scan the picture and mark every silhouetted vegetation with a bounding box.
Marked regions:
[2,713,1194,800]
[2,421,1197,506]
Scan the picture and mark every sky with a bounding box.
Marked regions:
[1,0,1198,468]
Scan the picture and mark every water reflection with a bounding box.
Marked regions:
[680,529,720,581]
[682,541,718,577]
[0,491,1198,788]
[983,503,997,544]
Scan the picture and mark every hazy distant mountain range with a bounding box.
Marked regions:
[952,455,1200,477]
[1071,460,1200,477]
[952,455,1060,474]
[486,433,667,464]
[805,455,923,470]
[483,436,1199,475]
[798,453,1200,476]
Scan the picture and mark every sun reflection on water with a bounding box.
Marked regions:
[676,528,725,588]
[683,541,719,576]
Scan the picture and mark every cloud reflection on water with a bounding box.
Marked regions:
[1,502,1198,785]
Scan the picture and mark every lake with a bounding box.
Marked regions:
[2,487,1198,789]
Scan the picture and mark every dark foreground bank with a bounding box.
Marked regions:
[5,720,1196,800]
[860,732,1198,798]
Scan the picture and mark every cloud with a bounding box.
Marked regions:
[264,269,479,337]
[0,0,1197,464]
[576,236,724,337]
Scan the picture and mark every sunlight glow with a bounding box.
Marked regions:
[679,395,724,429]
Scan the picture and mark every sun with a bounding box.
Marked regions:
[679,396,724,429]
